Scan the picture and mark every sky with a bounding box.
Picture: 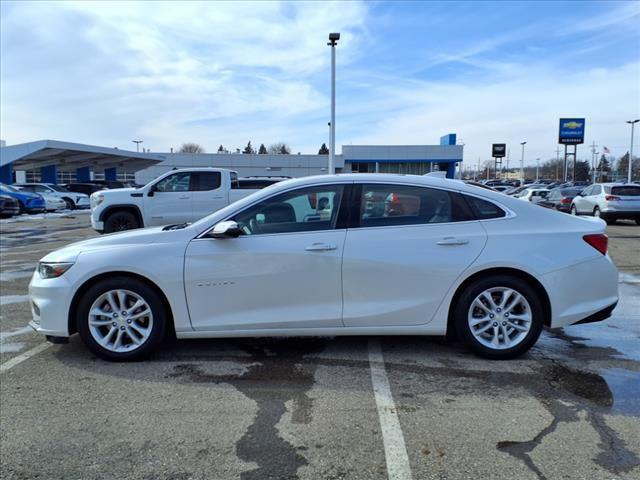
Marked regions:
[1,0,639,167]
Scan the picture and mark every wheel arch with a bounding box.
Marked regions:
[99,204,144,227]
[446,267,552,339]
[68,271,174,337]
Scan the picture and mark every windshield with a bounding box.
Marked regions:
[0,183,19,193]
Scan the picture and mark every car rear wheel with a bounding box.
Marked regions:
[455,276,544,359]
[570,205,578,216]
[104,211,140,233]
[77,277,167,361]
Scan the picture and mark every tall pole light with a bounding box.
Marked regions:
[520,141,526,185]
[328,33,340,174]
[535,158,540,182]
[132,140,143,152]
[627,119,639,183]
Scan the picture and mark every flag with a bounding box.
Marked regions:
[603,146,610,154]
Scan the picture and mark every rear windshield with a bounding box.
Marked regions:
[609,186,640,196]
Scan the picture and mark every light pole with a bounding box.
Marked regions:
[626,119,639,183]
[535,158,540,182]
[132,140,143,152]
[328,33,340,174]
[520,141,526,185]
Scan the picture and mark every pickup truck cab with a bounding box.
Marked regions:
[91,168,258,233]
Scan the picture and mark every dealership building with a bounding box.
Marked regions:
[0,134,463,185]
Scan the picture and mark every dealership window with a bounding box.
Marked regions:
[357,184,474,227]
[233,184,345,235]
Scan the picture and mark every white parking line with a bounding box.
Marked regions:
[0,342,51,374]
[368,338,413,480]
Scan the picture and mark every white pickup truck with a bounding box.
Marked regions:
[90,168,261,233]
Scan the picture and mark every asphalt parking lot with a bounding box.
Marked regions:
[1,213,639,480]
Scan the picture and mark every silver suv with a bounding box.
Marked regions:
[570,183,640,225]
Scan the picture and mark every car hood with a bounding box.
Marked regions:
[40,225,193,263]
[99,187,139,197]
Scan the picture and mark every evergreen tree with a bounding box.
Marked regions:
[217,145,225,153]
[597,154,611,182]
[574,160,590,181]
[258,143,267,154]
[242,141,255,154]
[318,143,329,155]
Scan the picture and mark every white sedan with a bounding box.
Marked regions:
[29,174,618,361]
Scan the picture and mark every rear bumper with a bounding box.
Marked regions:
[540,255,619,328]
[600,210,640,220]
[572,301,617,325]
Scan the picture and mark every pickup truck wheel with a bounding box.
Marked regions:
[104,211,140,233]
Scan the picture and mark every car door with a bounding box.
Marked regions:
[583,185,600,213]
[184,183,349,331]
[190,172,227,221]
[144,171,193,226]
[342,183,487,327]
[573,185,591,213]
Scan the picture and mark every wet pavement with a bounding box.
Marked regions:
[1,215,639,480]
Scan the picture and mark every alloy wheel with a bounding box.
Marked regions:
[88,289,154,353]
[467,287,532,350]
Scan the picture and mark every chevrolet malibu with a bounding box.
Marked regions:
[29,174,619,361]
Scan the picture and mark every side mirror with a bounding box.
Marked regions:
[210,220,242,238]
[147,186,156,197]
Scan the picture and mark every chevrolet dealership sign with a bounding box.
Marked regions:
[559,118,585,145]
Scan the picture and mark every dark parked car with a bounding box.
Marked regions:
[537,187,584,213]
[62,183,108,196]
[0,183,46,213]
[85,180,132,189]
[237,176,291,189]
[0,194,20,218]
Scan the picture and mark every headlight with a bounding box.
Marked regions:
[38,262,74,279]
[91,193,104,208]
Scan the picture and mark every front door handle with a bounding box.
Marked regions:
[305,243,337,252]
[178,195,190,200]
[437,237,469,246]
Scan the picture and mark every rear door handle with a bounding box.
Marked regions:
[305,243,337,252]
[437,237,469,246]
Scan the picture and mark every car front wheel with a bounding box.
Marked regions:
[76,277,167,361]
[455,276,544,359]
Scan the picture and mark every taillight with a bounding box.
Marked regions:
[605,195,620,201]
[583,234,608,255]
[560,197,571,204]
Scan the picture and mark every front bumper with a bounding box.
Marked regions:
[90,214,104,232]
[29,271,74,338]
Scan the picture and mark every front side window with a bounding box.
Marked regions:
[357,184,474,227]
[233,184,345,235]
[153,172,191,192]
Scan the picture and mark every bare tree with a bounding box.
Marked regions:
[179,143,205,154]
[268,142,291,154]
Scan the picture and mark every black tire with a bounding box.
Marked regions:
[17,201,25,214]
[104,210,140,233]
[454,275,544,360]
[76,277,167,361]
[570,205,578,216]
[62,197,75,210]
[635,219,640,226]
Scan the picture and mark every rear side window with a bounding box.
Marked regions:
[357,184,474,227]
[463,195,506,219]
[610,186,640,196]
[191,172,221,191]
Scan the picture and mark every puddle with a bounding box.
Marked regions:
[600,368,640,416]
